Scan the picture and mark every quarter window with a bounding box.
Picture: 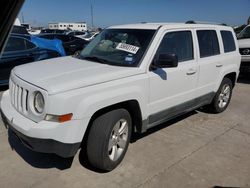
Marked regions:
[156,31,193,62]
[4,37,26,52]
[220,30,236,53]
[197,30,220,58]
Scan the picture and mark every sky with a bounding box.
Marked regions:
[19,0,250,28]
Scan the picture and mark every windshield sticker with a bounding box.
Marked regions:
[116,43,140,54]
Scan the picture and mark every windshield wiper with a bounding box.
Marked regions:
[81,56,109,64]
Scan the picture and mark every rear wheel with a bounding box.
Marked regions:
[86,109,132,171]
[208,77,233,113]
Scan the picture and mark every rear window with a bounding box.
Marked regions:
[220,30,236,53]
[197,30,220,58]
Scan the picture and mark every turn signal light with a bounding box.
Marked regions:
[45,113,73,123]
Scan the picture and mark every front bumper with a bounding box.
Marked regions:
[0,91,88,158]
[1,112,80,158]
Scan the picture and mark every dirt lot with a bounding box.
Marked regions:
[0,77,250,188]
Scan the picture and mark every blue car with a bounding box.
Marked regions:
[0,34,65,86]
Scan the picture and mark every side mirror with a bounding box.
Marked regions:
[152,53,178,69]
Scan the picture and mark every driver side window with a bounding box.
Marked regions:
[156,31,194,62]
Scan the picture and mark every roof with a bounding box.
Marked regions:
[108,22,232,30]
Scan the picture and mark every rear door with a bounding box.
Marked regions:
[194,29,222,96]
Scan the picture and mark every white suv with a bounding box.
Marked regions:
[0,22,240,171]
[237,25,250,73]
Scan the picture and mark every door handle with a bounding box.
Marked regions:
[186,69,197,75]
[216,64,223,67]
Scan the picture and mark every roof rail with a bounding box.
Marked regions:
[185,20,227,26]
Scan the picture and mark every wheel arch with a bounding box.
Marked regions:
[224,72,237,87]
[216,71,237,92]
[81,100,143,146]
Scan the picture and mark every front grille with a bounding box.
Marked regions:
[239,48,250,55]
[9,79,29,114]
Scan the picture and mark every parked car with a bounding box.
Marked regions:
[0,34,61,86]
[40,29,67,34]
[66,30,89,39]
[237,25,250,73]
[38,33,89,55]
[1,22,240,171]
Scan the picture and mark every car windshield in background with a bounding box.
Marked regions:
[79,29,156,67]
[237,26,250,39]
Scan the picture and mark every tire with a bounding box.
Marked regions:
[208,77,233,113]
[86,109,132,171]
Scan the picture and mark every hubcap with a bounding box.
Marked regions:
[108,119,129,161]
[218,84,231,108]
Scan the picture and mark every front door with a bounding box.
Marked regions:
[148,29,199,124]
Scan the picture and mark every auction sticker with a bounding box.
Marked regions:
[116,43,140,54]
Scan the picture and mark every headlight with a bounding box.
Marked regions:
[34,91,44,114]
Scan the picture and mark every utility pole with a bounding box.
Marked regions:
[91,3,94,30]
[21,12,25,23]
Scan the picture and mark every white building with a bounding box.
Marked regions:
[48,22,87,31]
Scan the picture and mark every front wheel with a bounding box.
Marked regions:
[86,109,132,171]
[208,77,233,113]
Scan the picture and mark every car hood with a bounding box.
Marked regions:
[13,56,142,95]
[238,38,250,48]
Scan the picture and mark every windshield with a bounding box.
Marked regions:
[79,29,156,67]
[238,26,250,39]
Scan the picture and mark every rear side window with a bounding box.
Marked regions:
[197,30,220,58]
[220,30,236,53]
[4,37,26,52]
[157,31,193,62]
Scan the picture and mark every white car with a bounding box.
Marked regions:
[0,22,240,171]
[237,25,250,73]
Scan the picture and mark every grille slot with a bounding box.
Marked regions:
[10,79,29,114]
